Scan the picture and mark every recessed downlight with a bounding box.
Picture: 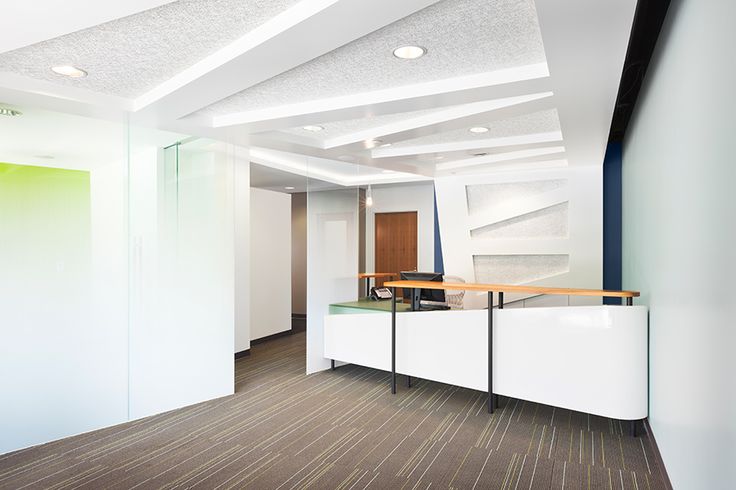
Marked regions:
[379,143,392,148]
[0,107,22,117]
[302,125,324,132]
[285,186,295,190]
[51,65,87,78]
[393,45,426,60]
[469,126,489,134]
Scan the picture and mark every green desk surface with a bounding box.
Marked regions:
[329,298,412,314]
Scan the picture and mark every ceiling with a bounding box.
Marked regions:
[0,0,637,185]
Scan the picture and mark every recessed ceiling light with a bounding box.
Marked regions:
[393,45,427,60]
[0,107,22,117]
[379,143,392,148]
[469,126,489,134]
[51,65,87,78]
[302,125,324,132]
[285,186,295,190]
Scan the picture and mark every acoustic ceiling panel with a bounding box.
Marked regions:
[392,109,561,149]
[200,0,545,116]
[0,0,299,97]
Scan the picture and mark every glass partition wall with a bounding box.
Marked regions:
[0,106,130,453]
[306,157,362,374]
[0,104,243,454]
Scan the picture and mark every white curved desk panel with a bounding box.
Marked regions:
[324,305,647,420]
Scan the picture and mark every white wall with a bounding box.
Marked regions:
[250,187,292,341]
[622,1,736,487]
[435,166,602,309]
[365,182,435,274]
[306,189,359,374]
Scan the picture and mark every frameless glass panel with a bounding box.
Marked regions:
[0,106,129,453]
[127,133,236,418]
[306,156,361,374]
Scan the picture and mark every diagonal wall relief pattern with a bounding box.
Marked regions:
[470,201,568,239]
[465,179,570,284]
[473,254,569,284]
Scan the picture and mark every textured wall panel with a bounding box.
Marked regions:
[466,179,567,216]
[473,254,569,284]
[471,202,568,239]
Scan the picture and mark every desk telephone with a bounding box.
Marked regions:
[369,287,393,300]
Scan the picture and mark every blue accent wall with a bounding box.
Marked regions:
[433,189,445,274]
[603,141,622,304]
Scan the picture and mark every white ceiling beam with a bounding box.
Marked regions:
[1,1,175,53]
[533,0,636,166]
[373,131,563,158]
[131,0,442,125]
[245,133,428,177]
[436,146,567,171]
[0,73,132,121]
[210,63,551,132]
[320,92,554,149]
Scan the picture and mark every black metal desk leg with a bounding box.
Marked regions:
[488,291,494,414]
[331,359,335,370]
[407,376,412,388]
[366,277,371,298]
[391,287,397,394]
[626,297,633,306]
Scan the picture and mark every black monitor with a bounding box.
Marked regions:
[399,271,446,311]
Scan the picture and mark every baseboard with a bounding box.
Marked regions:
[234,349,250,360]
[291,315,306,333]
[251,329,294,345]
[643,419,674,490]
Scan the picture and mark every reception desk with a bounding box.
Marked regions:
[324,281,647,435]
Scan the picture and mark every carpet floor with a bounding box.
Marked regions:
[0,332,668,489]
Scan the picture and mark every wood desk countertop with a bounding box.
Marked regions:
[383,280,640,298]
[359,272,396,279]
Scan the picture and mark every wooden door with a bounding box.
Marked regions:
[375,212,417,287]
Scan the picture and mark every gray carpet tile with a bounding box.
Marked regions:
[0,331,668,489]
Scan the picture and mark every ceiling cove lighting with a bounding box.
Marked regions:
[0,107,22,117]
[393,45,426,60]
[51,65,87,78]
[302,125,324,132]
[365,185,373,207]
[469,126,489,134]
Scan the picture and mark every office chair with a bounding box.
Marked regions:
[443,275,466,309]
